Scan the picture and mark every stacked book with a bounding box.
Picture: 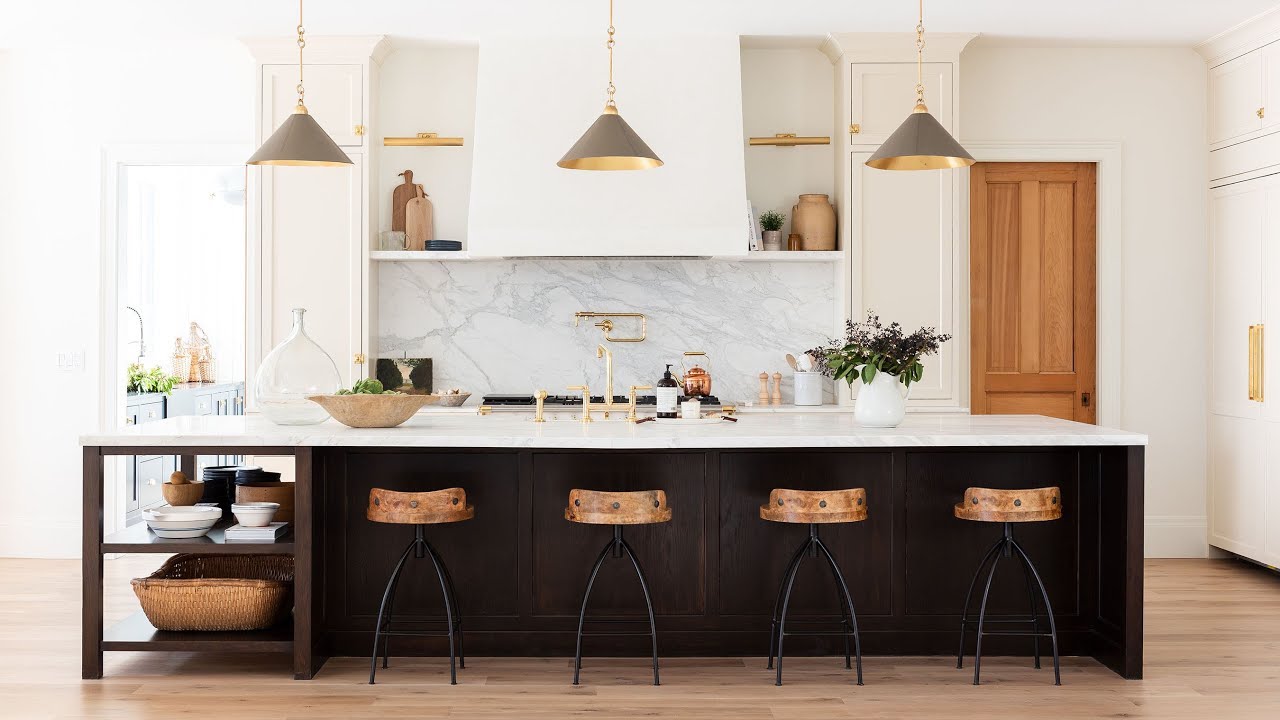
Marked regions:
[224,522,290,542]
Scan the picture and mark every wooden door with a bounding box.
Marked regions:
[970,162,1096,422]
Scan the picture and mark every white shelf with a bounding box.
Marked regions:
[370,250,843,263]
[371,250,473,261]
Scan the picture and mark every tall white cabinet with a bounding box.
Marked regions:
[1206,28,1280,567]
[245,37,388,399]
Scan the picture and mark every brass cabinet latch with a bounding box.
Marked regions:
[1259,108,1266,120]
[354,353,366,365]
[849,123,861,135]
[354,124,366,136]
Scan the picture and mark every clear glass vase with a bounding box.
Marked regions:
[254,308,341,425]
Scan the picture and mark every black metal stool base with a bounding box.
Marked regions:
[369,525,465,685]
[767,523,863,686]
[573,525,660,686]
[956,522,1061,685]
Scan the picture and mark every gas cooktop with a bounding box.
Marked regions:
[482,394,722,407]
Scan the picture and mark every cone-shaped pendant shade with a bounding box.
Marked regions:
[247,106,352,167]
[865,105,974,171]
[558,106,662,171]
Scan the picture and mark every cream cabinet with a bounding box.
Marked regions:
[245,37,387,405]
[1209,181,1264,419]
[1208,414,1266,558]
[1210,51,1263,146]
[847,62,952,145]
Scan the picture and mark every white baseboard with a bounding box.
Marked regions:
[0,521,81,559]
[1145,515,1209,558]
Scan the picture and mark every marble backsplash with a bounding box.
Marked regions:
[376,259,839,405]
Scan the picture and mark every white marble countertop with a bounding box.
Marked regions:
[80,412,1147,449]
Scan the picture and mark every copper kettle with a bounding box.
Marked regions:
[681,351,712,397]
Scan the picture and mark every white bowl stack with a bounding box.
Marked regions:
[231,502,280,528]
[143,505,223,539]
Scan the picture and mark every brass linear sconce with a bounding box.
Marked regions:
[383,132,465,147]
[573,312,647,343]
[748,133,831,147]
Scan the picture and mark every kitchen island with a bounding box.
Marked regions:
[81,413,1146,681]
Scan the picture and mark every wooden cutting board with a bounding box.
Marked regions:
[405,186,434,250]
[392,170,418,233]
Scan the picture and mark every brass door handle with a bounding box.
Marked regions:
[1249,324,1265,402]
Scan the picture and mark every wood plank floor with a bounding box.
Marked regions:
[1,556,1278,718]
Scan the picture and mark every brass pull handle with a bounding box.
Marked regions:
[1259,108,1266,119]
[1249,324,1265,401]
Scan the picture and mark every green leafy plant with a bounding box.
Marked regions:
[335,378,403,395]
[126,363,181,395]
[759,210,786,232]
[808,311,951,388]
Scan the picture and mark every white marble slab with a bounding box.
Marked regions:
[80,413,1147,449]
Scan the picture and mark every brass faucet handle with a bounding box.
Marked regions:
[567,385,592,423]
[628,384,654,396]
[625,385,654,423]
[533,389,548,423]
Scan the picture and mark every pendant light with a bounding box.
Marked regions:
[557,0,662,171]
[865,0,974,171]
[247,0,352,167]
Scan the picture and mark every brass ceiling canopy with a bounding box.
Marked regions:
[865,0,974,171]
[247,0,352,167]
[557,0,662,171]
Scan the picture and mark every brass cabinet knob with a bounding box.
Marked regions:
[1259,107,1266,119]
[849,123,861,134]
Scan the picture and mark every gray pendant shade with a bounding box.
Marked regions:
[557,106,663,171]
[247,107,352,167]
[865,107,974,171]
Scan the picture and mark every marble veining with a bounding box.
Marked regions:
[376,259,838,403]
[80,413,1149,449]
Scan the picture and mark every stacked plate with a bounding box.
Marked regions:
[426,240,462,251]
[143,505,223,539]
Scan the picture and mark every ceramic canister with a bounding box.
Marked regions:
[791,194,836,251]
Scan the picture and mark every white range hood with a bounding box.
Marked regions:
[467,34,748,257]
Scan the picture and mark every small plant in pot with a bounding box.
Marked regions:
[808,311,951,427]
[759,210,786,251]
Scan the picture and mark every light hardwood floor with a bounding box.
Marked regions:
[1,557,1278,719]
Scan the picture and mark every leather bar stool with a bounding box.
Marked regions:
[367,487,474,685]
[760,488,866,686]
[565,489,671,686]
[954,486,1062,686]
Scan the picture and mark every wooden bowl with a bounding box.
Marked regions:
[306,394,438,428]
[236,482,295,523]
[162,481,206,507]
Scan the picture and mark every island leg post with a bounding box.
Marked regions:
[81,446,103,680]
[293,447,327,679]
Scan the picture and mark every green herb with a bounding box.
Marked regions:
[336,378,402,395]
[126,364,181,395]
[807,311,951,389]
[759,210,786,232]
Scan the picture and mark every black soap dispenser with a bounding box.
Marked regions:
[657,364,679,419]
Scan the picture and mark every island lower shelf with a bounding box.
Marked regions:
[83,439,1143,681]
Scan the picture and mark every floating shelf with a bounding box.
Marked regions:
[372,250,473,261]
[737,250,843,262]
[102,521,294,555]
[102,612,292,653]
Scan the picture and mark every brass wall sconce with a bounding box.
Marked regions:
[748,133,831,147]
[573,311,647,343]
[383,132,465,147]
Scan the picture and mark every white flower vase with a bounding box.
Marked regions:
[853,370,910,428]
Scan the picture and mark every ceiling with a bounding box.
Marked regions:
[2,0,1278,48]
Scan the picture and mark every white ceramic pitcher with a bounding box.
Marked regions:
[853,370,909,427]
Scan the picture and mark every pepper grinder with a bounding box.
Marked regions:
[758,373,770,404]
[771,372,783,405]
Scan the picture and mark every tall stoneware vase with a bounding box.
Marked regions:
[791,194,836,251]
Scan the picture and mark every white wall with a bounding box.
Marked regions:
[0,40,253,557]
[962,46,1210,557]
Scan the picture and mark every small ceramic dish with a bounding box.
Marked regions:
[231,502,280,528]
[433,391,471,407]
[143,506,222,538]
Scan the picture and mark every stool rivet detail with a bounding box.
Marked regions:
[410,500,419,508]
[972,497,979,504]
[857,497,864,505]
[575,499,581,506]
[453,497,459,505]
[778,499,785,506]
[654,500,660,507]
[819,500,827,508]
[1014,499,1022,507]
[613,502,621,509]
[374,497,381,506]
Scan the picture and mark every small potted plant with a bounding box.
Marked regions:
[759,211,786,251]
[808,311,951,427]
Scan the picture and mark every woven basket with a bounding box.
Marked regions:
[132,553,293,631]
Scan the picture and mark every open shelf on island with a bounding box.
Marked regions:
[102,521,294,555]
[102,612,293,653]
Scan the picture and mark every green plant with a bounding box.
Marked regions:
[335,378,402,395]
[126,364,181,395]
[759,210,786,232]
[808,311,951,388]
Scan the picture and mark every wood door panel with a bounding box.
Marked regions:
[971,162,1096,422]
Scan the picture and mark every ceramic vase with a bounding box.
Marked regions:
[254,308,342,425]
[853,370,909,427]
[792,193,836,251]
[762,230,784,251]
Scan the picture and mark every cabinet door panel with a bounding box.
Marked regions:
[135,456,166,511]
[1264,422,1280,566]
[1210,182,1263,418]
[850,62,952,145]
[259,154,364,386]
[1263,179,1280,421]
[1262,43,1280,132]
[263,64,363,147]
[1210,51,1263,145]
[1210,414,1265,557]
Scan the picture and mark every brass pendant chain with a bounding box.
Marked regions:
[296,0,307,109]
[605,0,617,108]
[915,0,926,107]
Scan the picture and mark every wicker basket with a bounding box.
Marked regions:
[131,553,293,631]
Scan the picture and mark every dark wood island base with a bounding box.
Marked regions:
[83,443,1144,681]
